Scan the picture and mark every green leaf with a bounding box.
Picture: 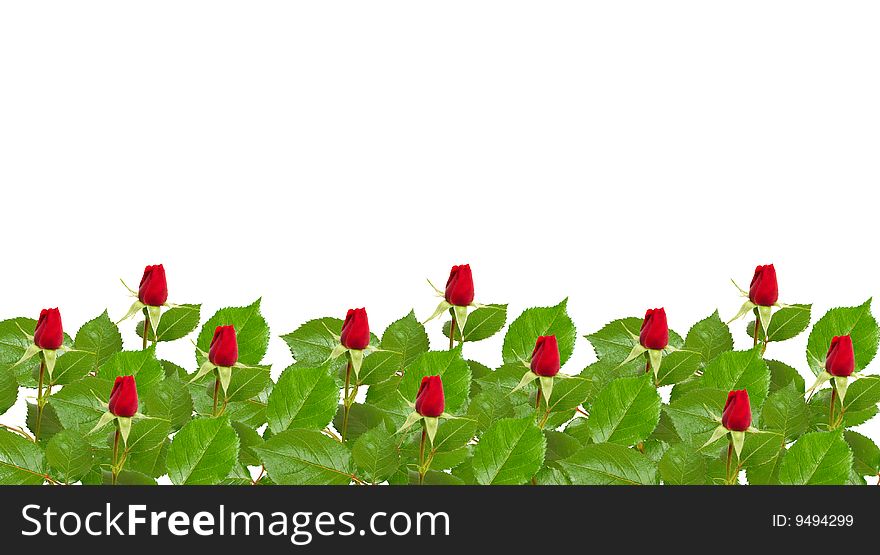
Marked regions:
[0,367,17,415]
[402,418,477,470]
[255,429,355,485]
[399,349,471,413]
[807,389,876,430]
[144,377,193,431]
[0,429,46,484]
[352,425,400,483]
[137,304,201,342]
[226,365,272,402]
[559,443,657,485]
[53,311,123,385]
[166,416,239,485]
[503,299,577,366]
[844,430,880,476]
[45,429,94,484]
[544,430,582,463]
[333,403,388,442]
[443,304,507,342]
[26,402,63,443]
[659,443,708,485]
[198,299,270,366]
[0,317,40,385]
[586,374,661,446]
[232,421,264,467]
[701,348,770,410]
[843,376,880,412]
[806,299,879,376]
[665,387,727,448]
[96,348,165,394]
[471,417,545,485]
[767,359,805,394]
[267,365,339,433]
[761,383,808,442]
[685,311,734,365]
[359,311,428,385]
[546,376,591,413]
[747,304,812,342]
[49,376,111,433]
[656,350,702,386]
[125,418,172,477]
[778,431,852,485]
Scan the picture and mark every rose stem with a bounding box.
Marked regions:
[212,375,221,417]
[342,357,353,442]
[142,308,150,350]
[829,388,837,428]
[754,310,760,349]
[35,355,46,441]
[645,352,650,375]
[448,311,456,350]
[418,425,427,485]
[111,427,120,485]
[725,440,733,485]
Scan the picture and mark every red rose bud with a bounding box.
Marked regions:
[33,308,63,350]
[444,264,474,307]
[415,375,445,417]
[138,264,168,306]
[826,335,855,377]
[108,375,138,417]
[209,325,239,367]
[721,389,751,431]
[530,335,561,377]
[639,308,669,350]
[340,308,370,350]
[748,264,778,307]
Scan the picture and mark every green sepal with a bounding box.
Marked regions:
[424,416,439,445]
[118,300,146,325]
[621,343,648,365]
[425,300,453,324]
[217,366,233,394]
[190,360,217,384]
[397,411,424,435]
[349,349,365,379]
[756,304,773,339]
[806,370,832,398]
[729,300,756,324]
[146,304,163,338]
[834,375,850,404]
[730,430,746,459]
[89,411,117,436]
[511,370,539,395]
[539,375,554,403]
[647,349,663,381]
[452,304,470,337]
[117,416,133,445]
[701,424,730,450]
[328,342,348,361]
[12,343,40,368]
[42,349,58,379]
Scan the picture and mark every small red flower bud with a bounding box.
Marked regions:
[138,264,168,307]
[721,389,751,431]
[415,375,445,417]
[444,264,474,307]
[825,335,855,377]
[108,375,138,417]
[340,308,370,350]
[530,335,561,377]
[33,308,63,350]
[209,325,239,367]
[748,264,778,307]
[639,308,669,350]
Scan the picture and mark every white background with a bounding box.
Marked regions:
[1,2,878,453]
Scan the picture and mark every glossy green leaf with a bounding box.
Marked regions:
[503,299,576,366]
[45,429,94,484]
[747,304,811,342]
[255,429,355,485]
[587,374,661,446]
[806,299,879,376]
[443,304,507,342]
[684,311,734,365]
[471,417,545,485]
[267,364,338,433]
[359,311,428,385]
[167,416,239,485]
[198,299,270,366]
[559,443,657,485]
[778,431,852,485]
[137,304,201,342]
[0,429,46,485]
